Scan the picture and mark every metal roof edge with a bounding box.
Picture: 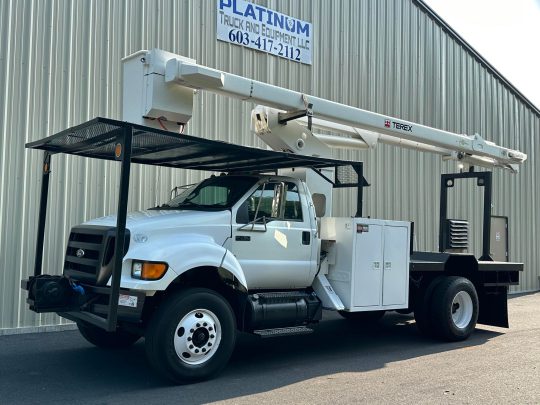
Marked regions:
[414,0,540,119]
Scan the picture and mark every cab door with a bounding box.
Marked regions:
[230,180,315,289]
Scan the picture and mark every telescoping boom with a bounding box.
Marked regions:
[123,49,526,172]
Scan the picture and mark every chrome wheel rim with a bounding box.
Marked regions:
[451,291,473,329]
[173,308,221,365]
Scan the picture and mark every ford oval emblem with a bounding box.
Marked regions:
[76,249,85,258]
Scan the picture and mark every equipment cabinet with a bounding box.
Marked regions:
[321,217,411,311]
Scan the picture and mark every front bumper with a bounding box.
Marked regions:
[22,275,146,328]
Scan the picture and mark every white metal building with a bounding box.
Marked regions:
[0,0,538,332]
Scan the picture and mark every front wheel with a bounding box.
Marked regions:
[77,321,141,349]
[430,276,479,341]
[145,288,236,383]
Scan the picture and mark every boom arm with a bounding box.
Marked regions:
[122,49,526,172]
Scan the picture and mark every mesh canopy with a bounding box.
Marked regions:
[26,117,364,177]
[336,165,360,186]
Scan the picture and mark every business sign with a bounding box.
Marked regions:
[217,0,312,65]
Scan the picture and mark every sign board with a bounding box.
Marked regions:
[217,0,312,65]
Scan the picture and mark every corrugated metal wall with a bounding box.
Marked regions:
[1,0,538,330]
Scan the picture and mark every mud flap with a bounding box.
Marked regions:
[477,287,509,328]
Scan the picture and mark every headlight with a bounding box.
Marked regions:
[131,260,168,280]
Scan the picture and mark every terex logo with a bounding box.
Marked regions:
[393,122,413,131]
[384,119,412,132]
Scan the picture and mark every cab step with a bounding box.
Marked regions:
[253,326,314,338]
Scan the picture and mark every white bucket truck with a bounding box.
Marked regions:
[23,49,526,383]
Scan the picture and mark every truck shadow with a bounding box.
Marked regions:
[0,311,502,404]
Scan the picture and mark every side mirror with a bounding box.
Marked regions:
[236,201,250,224]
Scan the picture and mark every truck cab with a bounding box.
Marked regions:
[74,173,319,293]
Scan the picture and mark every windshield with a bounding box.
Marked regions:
[157,176,258,210]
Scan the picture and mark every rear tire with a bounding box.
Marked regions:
[145,288,236,383]
[77,321,141,349]
[430,276,479,341]
[339,310,385,323]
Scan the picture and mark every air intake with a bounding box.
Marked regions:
[443,219,469,252]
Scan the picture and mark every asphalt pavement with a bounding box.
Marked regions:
[1,292,539,405]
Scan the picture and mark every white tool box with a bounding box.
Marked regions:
[321,217,411,311]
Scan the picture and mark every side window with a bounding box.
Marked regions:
[283,183,303,221]
[247,183,278,222]
[244,181,303,222]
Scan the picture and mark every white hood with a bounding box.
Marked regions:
[84,209,232,246]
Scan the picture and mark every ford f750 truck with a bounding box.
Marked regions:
[22,50,525,383]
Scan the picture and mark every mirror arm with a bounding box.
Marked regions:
[237,216,268,232]
[250,182,266,231]
[236,182,270,232]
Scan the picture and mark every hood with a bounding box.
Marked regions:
[84,209,232,245]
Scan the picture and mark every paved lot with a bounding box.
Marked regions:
[1,293,539,405]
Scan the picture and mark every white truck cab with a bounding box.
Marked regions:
[84,174,319,292]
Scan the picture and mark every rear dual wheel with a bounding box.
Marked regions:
[415,276,479,341]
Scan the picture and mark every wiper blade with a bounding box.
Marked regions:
[149,203,171,210]
[153,201,227,210]
[176,201,198,207]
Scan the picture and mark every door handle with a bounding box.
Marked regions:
[302,231,310,245]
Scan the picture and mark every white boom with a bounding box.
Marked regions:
[122,49,526,172]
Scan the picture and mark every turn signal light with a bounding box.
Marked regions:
[114,143,122,158]
[131,261,168,280]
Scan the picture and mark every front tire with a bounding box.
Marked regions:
[77,321,141,349]
[145,288,236,383]
[430,276,479,341]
